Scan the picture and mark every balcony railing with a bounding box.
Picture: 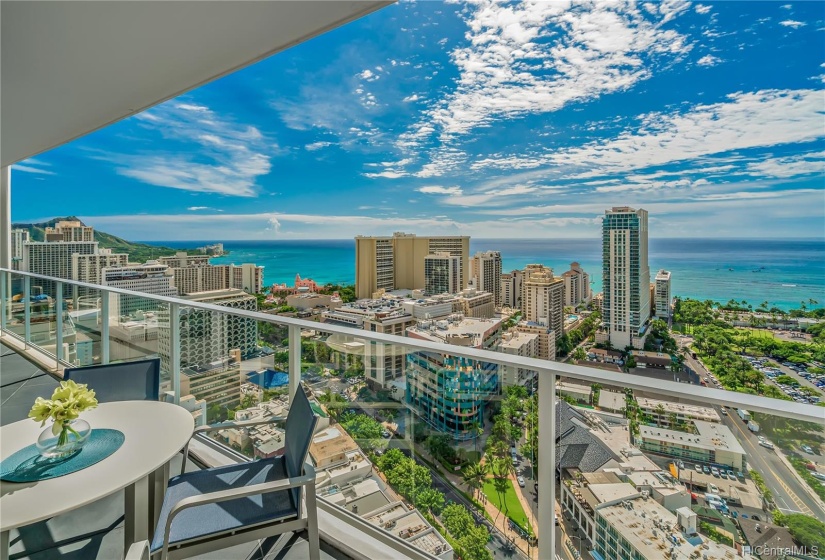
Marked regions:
[2,268,824,560]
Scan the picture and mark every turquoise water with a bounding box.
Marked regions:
[151,238,825,312]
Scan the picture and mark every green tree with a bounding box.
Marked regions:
[572,347,586,362]
[415,487,445,515]
[783,514,825,551]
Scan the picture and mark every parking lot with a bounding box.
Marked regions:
[675,463,762,509]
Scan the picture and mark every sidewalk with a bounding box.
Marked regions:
[419,448,537,558]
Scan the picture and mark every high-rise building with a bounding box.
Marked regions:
[500,269,524,310]
[72,249,130,284]
[424,252,460,295]
[521,264,565,344]
[167,257,264,295]
[514,321,556,361]
[405,316,501,440]
[45,220,94,242]
[561,262,591,308]
[654,269,672,319]
[498,330,539,386]
[355,233,470,299]
[23,240,99,297]
[158,251,211,268]
[602,207,650,349]
[11,229,29,270]
[101,261,178,316]
[230,263,264,294]
[158,288,258,378]
[469,251,502,306]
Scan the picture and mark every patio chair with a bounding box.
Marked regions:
[131,387,320,560]
[63,358,160,402]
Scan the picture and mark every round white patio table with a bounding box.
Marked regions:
[0,401,194,560]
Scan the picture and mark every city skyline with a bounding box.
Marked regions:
[10,1,825,241]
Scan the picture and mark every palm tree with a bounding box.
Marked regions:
[462,462,489,500]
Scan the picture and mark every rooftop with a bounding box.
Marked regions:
[640,420,746,455]
[406,316,501,347]
[597,496,738,559]
[637,397,721,423]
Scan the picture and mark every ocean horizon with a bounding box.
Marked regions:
[146,237,825,312]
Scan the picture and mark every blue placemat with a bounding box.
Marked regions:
[0,429,125,482]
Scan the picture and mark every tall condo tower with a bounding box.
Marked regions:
[470,251,502,306]
[601,207,650,349]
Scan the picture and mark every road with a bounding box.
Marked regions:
[719,407,825,521]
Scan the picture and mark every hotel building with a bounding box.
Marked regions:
[521,264,565,344]
[561,262,591,308]
[423,252,460,295]
[655,269,672,319]
[355,233,470,300]
[469,251,502,306]
[601,207,651,349]
[101,261,178,316]
[498,330,539,386]
[11,228,28,270]
[72,249,130,284]
[44,220,94,242]
[405,316,501,440]
[23,239,99,297]
[500,269,524,310]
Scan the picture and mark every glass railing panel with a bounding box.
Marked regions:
[556,379,825,560]
[4,271,28,340]
[299,322,534,560]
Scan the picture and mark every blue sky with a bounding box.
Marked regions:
[12,0,825,240]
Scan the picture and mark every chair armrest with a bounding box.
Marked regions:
[124,540,150,560]
[160,463,317,558]
[180,416,286,475]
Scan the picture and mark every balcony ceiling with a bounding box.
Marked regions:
[1,1,391,168]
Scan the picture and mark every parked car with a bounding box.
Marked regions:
[695,464,702,473]
[802,445,815,454]
[759,440,775,450]
[711,467,720,477]
[727,470,737,480]
[678,460,685,470]
[517,476,525,487]
[709,483,719,493]
[703,466,710,475]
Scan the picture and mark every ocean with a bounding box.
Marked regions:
[151,238,825,312]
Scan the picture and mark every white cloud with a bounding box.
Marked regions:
[13,164,55,175]
[396,0,694,176]
[403,94,421,102]
[780,4,793,9]
[418,185,463,195]
[113,101,272,197]
[305,141,334,151]
[187,206,210,211]
[358,69,374,80]
[779,20,806,28]
[694,4,712,14]
[746,151,825,178]
[472,88,825,179]
[696,54,722,66]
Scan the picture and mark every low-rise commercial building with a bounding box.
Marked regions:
[363,502,453,560]
[636,397,721,426]
[638,420,746,469]
[498,330,539,386]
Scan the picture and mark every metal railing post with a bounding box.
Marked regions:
[101,291,110,364]
[538,368,556,560]
[55,281,63,363]
[23,275,31,345]
[288,324,302,401]
[170,303,181,404]
[0,270,7,334]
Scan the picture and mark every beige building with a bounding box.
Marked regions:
[455,289,494,319]
[500,269,523,310]
[514,321,556,360]
[636,397,721,426]
[638,420,746,469]
[158,251,210,268]
[11,228,29,270]
[355,233,470,299]
[179,358,244,411]
[45,220,94,242]
[654,269,672,319]
[72,249,130,284]
[170,258,264,295]
[521,264,565,344]
[561,262,591,308]
[498,330,539,386]
[469,251,502,306]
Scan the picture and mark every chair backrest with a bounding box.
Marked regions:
[283,387,318,506]
[63,358,160,402]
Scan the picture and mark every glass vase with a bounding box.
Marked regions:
[36,418,92,459]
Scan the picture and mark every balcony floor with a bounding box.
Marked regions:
[1,341,351,560]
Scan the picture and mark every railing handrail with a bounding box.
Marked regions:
[3,267,823,423]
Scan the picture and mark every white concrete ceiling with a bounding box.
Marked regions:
[1,1,391,167]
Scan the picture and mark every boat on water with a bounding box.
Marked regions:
[782,284,797,287]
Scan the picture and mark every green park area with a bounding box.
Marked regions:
[481,477,531,535]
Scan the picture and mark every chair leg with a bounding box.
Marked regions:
[305,485,320,560]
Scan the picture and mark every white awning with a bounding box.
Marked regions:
[1,1,391,167]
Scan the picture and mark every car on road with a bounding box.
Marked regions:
[517,476,525,487]
[802,444,815,454]
[695,464,702,473]
[759,440,775,450]
[678,460,685,470]
[709,483,719,493]
[711,467,720,477]
[381,430,391,438]
[721,408,728,415]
